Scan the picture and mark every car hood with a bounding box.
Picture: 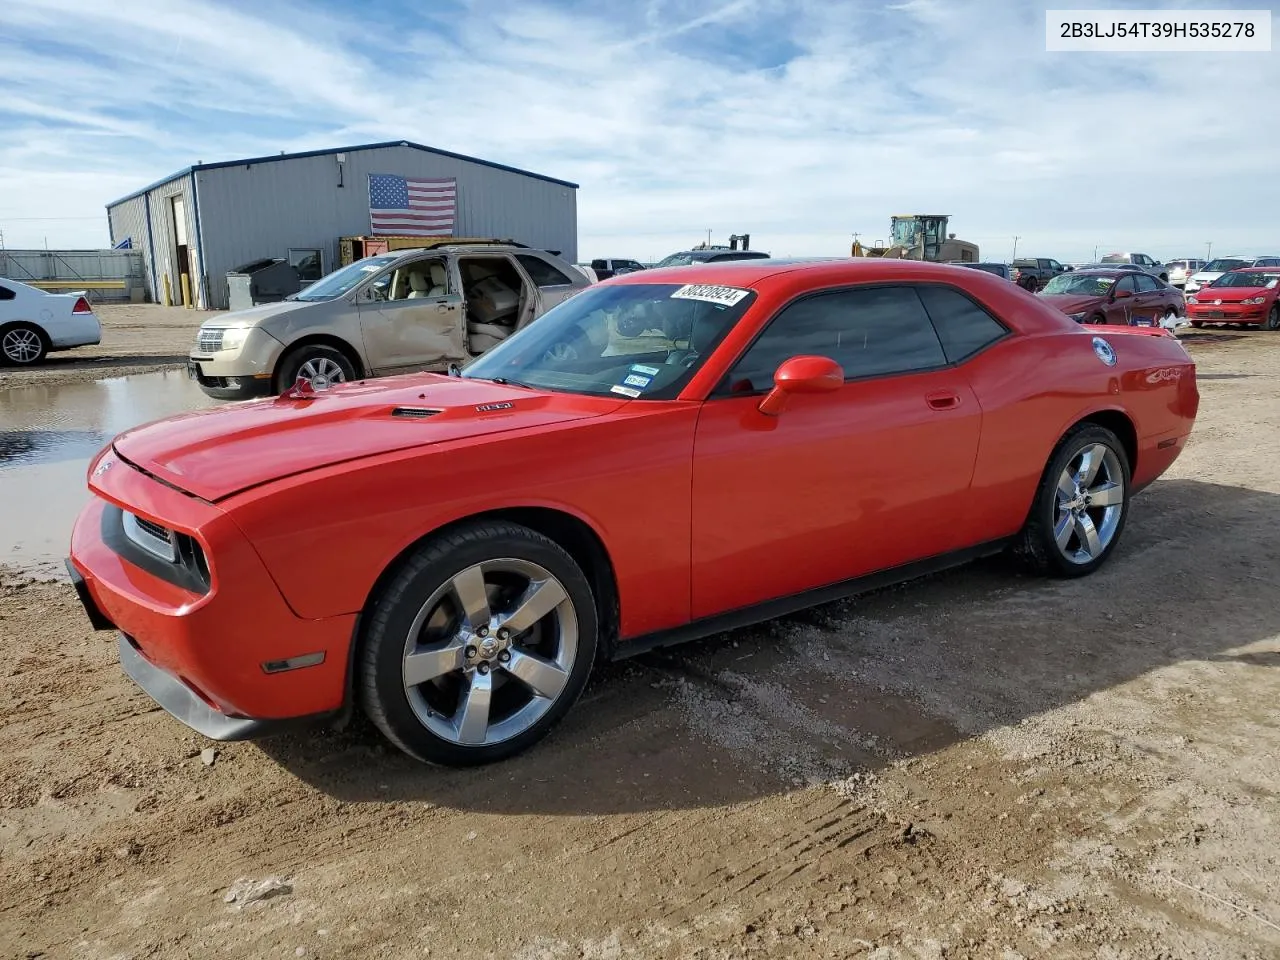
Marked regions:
[1039,293,1103,314]
[203,299,313,328]
[110,375,627,502]
[1189,271,1225,283]
[1192,287,1268,302]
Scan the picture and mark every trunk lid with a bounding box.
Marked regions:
[111,374,626,501]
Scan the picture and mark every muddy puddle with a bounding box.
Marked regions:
[0,370,216,578]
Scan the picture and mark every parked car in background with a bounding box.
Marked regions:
[68,257,1199,766]
[188,244,590,401]
[0,278,101,366]
[1037,268,1184,328]
[654,248,771,267]
[1099,252,1168,282]
[1165,259,1206,288]
[949,261,1014,281]
[1186,265,1280,329]
[1073,262,1145,275]
[589,258,647,280]
[1184,256,1280,294]
[573,264,599,283]
[1010,257,1070,291]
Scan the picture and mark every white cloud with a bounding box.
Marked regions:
[0,0,1276,262]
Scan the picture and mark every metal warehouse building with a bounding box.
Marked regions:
[105,140,578,310]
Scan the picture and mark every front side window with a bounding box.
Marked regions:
[1114,275,1137,294]
[723,286,946,394]
[461,282,755,399]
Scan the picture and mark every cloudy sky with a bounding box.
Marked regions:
[0,0,1276,263]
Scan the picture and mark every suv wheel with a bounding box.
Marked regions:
[275,344,357,392]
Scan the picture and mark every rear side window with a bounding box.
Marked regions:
[1135,274,1159,292]
[0,285,14,301]
[725,285,946,392]
[516,254,577,288]
[914,285,1008,363]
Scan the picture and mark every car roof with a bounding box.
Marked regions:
[613,256,1029,288]
[1229,264,1280,271]
[1066,268,1128,276]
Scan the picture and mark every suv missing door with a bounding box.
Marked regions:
[187,244,589,400]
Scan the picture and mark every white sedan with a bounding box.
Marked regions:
[0,278,102,365]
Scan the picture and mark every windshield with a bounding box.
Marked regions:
[1202,258,1246,274]
[461,282,757,399]
[292,255,398,301]
[1040,273,1116,296]
[654,253,695,268]
[1209,271,1280,288]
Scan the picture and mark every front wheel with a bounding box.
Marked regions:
[358,521,599,766]
[1012,423,1131,578]
[1266,305,1280,331]
[1090,313,1106,325]
[274,343,357,392]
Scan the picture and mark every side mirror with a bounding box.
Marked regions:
[757,355,844,417]
[1114,288,1133,299]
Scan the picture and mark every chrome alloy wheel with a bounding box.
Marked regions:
[400,559,578,746]
[1053,443,1125,565]
[2,327,43,363]
[296,356,347,388]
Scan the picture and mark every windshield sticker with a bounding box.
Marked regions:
[622,373,652,389]
[610,384,642,398]
[630,363,660,376]
[671,283,750,307]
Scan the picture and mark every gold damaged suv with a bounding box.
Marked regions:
[188,243,590,400]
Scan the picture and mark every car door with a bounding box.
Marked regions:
[689,284,984,620]
[514,254,581,315]
[1104,274,1138,323]
[356,255,467,373]
[1131,273,1165,324]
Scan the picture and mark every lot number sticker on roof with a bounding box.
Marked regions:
[671,284,750,307]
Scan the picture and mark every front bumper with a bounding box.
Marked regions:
[1186,306,1266,324]
[188,327,284,397]
[67,470,357,740]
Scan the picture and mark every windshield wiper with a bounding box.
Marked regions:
[490,377,535,390]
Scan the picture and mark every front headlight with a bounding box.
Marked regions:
[219,326,252,351]
[1187,296,1198,304]
[1242,296,1266,305]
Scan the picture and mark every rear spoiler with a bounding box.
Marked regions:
[1089,324,1176,338]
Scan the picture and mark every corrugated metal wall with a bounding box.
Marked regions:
[194,145,577,309]
[106,195,153,299]
[106,174,203,307]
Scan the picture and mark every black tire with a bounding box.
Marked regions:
[1266,305,1280,331]
[0,322,49,365]
[274,343,358,392]
[358,520,599,766]
[1011,423,1131,578]
[1090,313,1106,325]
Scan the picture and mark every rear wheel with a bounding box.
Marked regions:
[1266,305,1280,331]
[274,343,357,392]
[358,521,599,766]
[0,323,48,365]
[1012,423,1131,578]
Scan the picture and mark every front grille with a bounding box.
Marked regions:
[122,511,177,562]
[196,328,223,353]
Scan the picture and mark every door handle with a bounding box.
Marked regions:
[926,391,961,410]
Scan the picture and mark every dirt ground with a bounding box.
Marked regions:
[2,324,1278,959]
[0,303,214,388]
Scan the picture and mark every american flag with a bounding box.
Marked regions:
[368,173,457,236]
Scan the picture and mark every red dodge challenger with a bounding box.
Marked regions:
[66,259,1199,766]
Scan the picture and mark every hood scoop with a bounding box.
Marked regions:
[391,406,444,419]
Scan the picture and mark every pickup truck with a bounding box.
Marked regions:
[1010,257,1070,291]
